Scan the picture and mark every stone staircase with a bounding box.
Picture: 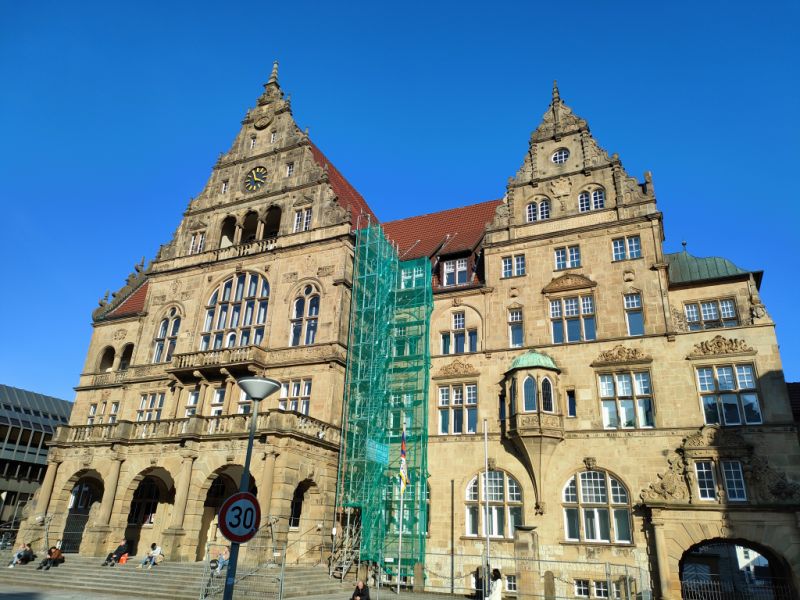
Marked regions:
[0,554,352,600]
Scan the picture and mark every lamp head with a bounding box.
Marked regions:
[237,376,281,401]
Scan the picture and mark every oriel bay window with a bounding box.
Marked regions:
[563,470,631,544]
[465,470,523,538]
[550,295,596,343]
[200,273,269,350]
[522,376,555,413]
[599,372,654,429]
[438,383,477,435]
[696,364,762,426]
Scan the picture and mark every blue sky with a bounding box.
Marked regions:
[1,0,798,400]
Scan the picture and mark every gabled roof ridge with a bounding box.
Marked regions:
[307,140,378,223]
[384,198,503,226]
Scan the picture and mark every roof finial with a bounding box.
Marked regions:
[552,80,560,104]
[268,60,279,85]
[682,240,688,252]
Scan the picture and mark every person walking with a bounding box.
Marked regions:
[487,568,503,600]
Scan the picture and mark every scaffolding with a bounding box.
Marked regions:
[333,224,432,583]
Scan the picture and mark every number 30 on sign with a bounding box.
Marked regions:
[218,492,261,544]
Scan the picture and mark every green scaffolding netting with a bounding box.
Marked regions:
[336,224,432,577]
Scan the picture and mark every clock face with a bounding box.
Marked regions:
[244,166,268,192]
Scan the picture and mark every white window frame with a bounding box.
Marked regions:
[696,364,762,426]
[684,298,739,330]
[189,231,206,255]
[286,162,295,177]
[612,235,641,261]
[278,379,311,414]
[721,460,747,501]
[554,245,581,270]
[624,293,644,336]
[695,460,717,500]
[443,258,468,286]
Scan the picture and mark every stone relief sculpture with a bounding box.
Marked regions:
[688,335,754,357]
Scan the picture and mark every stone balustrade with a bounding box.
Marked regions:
[52,409,340,448]
[151,236,278,273]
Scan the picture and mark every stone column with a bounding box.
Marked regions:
[222,377,236,415]
[35,460,61,516]
[258,450,279,520]
[651,513,673,600]
[233,225,243,245]
[170,451,196,529]
[97,456,124,526]
[256,220,265,240]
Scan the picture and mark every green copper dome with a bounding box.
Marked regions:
[510,351,559,372]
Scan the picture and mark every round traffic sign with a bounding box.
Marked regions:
[218,492,261,544]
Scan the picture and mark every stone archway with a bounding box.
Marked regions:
[194,465,257,561]
[60,470,104,553]
[122,467,175,556]
[679,538,797,599]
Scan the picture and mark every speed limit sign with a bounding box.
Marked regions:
[218,492,261,544]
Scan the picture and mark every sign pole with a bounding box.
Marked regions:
[222,397,260,600]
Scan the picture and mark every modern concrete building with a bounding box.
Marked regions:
[18,66,800,599]
[0,384,71,523]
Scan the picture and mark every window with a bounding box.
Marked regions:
[189,231,206,255]
[523,377,536,411]
[293,207,312,232]
[550,295,596,343]
[684,298,739,330]
[555,245,581,270]
[279,379,311,415]
[539,199,551,220]
[526,202,537,223]
[574,580,590,597]
[441,311,478,354]
[624,293,644,336]
[611,236,641,261]
[87,404,97,425]
[286,162,294,177]
[443,258,468,286]
[270,131,277,143]
[465,470,523,538]
[521,376,554,413]
[290,285,320,346]
[695,460,717,500]
[722,460,747,501]
[506,575,517,593]
[563,470,631,544]
[153,307,181,363]
[221,180,229,194]
[438,384,477,435]
[185,390,199,417]
[552,148,570,164]
[200,273,269,351]
[108,402,119,424]
[594,581,610,598]
[249,137,256,149]
[501,255,525,278]
[696,364,761,425]
[137,393,164,422]
[579,188,606,212]
[599,371,654,429]
[526,200,551,222]
[401,265,426,289]
[508,309,523,348]
[567,390,577,417]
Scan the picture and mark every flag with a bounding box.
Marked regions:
[399,426,410,493]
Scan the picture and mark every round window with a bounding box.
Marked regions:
[551,148,570,164]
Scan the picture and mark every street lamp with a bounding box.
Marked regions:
[223,376,281,600]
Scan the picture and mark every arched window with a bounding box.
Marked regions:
[578,191,591,213]
[119,343,134,370]
[526,202,537,223]
[220,216,236,248]
[200,273,269,351]
[542,378,554,412]
[241,211,258,243]
[539,199,551,220]
[153,308,181,363]
[128,477,162,525]
[290,284,320,346]
[465,470,523,538]
[523,377,537,412]
[592,189,605,210]
[562,470,631,544]
[98,347,115,372]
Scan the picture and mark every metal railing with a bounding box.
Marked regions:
[681,579,795,600]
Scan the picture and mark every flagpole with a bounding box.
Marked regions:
[483,418,490,600]
[396,482,405,595]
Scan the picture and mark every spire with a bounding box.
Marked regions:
[552,80,560,104]
[267,60,279,86]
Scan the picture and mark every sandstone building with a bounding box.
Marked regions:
[19,65,800,599]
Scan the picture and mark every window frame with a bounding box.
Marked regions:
[464,469,524,539]
[278,379,311,415]
[598,371,654,430]
[290,284,320,347]
[562,470,632,545]
[437,383,478,436]
[623,293,644,337]
[442,258,469,286]
[611,235,642,261]
[550,295,596,344]
[554,245,581,270]
[695,363,762,426]
[684,298,739,330]
[200,273,269,352]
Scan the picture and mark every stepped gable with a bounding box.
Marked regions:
[309,141,377,224]
[383,199,502,260]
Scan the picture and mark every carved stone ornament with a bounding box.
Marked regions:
[591,345,651,366]
[682,426,750,450]
[745,457,800,503]
[583,457,597,470]
[671,307,689,333]
[549,177,572,198]
[542,273,597,294]
[112,329,127,341]
[436,359,479,378]
[688,335,754,358]
[640,451,690,503]
[254,115,273,130]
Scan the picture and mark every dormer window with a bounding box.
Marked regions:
[443,258,468,286]
[551,148,570,164]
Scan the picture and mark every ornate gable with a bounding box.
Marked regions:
[542,273,597,294]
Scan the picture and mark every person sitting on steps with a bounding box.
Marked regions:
[101,538,128,567]
[214,546,230,576]
[137,542,162,570]
[36,547,64,570]
[351,580,370,600]
[7,543,34,568]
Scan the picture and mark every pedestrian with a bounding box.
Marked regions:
[487,568,503,600]
[137,542,162,569]
[350,579,370,600]
[7,543,34,567]
[36,547,64,570]
[101,538,128,566]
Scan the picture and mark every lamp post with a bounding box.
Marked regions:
[222,376,281,600]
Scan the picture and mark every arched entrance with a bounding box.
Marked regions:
[61,472,103,553]
[195,466,257,561]
[680,538,797,599]
[124,469,174,556]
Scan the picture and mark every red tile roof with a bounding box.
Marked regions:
[309,141,377,224]
[106,281,149,319]
[383,199,503,260]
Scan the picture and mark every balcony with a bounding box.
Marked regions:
[90,364,166,387]
[507,411,565,439]
[53,409,340,450]
[152,237,278,274]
